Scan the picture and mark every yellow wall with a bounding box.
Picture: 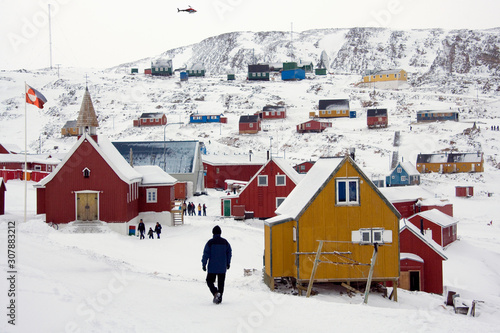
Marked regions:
[363,70,407,83]
[268,159,399,283]
[416,162,484,173]
[318,110,349,118]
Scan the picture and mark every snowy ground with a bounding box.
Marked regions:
[2,67,500,332]
[1,179,500,333]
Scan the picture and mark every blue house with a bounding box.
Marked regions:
[386,161,420,187]
[190,114,223,123]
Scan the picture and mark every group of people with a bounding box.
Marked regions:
[490,125,499,131]
[183,202,207,216]
[137,219,162,239]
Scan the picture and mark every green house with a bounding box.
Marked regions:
[151,59,173,76]
[187,63,205,77]
[315,68,327,75]
[248,64,270,81]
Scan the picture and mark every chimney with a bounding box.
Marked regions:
[267,150,270,160]
[129,148,134,167]
[420,218,424,235]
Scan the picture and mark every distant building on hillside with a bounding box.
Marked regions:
[248,64,270,81]
[187,63,206,77]
[317,99,350,118]
[416,110,459,122]
[61,120,78,136]
[416,152,484,173]
[367,108,388,128]
[239,115,261,134]
[133,113,167,127]
[151,59,173,76]
[362,69,407,89]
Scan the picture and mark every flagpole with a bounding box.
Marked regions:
[24,82,27,222]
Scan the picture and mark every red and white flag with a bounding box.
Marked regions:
[25,84,47,109]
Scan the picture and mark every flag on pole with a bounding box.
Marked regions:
[25,84,47,109]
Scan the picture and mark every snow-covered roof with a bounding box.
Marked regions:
[203,153,266,166]
[393,161,420,176]
[416,152,483,164]
[139,112,164,119]
[365,69,405,76]
[189,63,205,70]
[400,219,447,259]
[152,59,172,67]
[1,143,22,153]
[36,134,142,187]
[112,141,199,174]
[378,185,435,203]
[319,99,349,110]
[134,165,177,186]
[400,252,424,263]
[409,208,459,227]
[62,120,77,128]
[267,157,344,224]
[0,153,60,165]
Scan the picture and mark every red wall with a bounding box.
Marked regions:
[40,139,139,224]
[138,185,174,213]
[408,214,457,247]
[203,162,263,189]
[174,182,187,200]
[239,122,260,134]
[420,204,453,217]
[228,160,297,219]
[400,228,445,294]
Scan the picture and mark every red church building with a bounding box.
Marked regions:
[399,219,448,294]
[221,158,303,219]
[35,88,177,234]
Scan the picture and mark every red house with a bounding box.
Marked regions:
[408,209,459,248]
[293,161,315,174]
[399,219,447,294]
[256,106,287,119]
[239,115,261,134]
[133,112,167,127]
[0,177,6,215]
[455,186,473,197]
[296,120,332,133]
[379,185,453,218]
[203,154,264,189]
[221,158,303,219]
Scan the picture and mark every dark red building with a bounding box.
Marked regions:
[239,115,261,134]
[367,108,388,128]
[221,158,303,219]
[296,120,332,133]
[399,220,447,294]
[293,161,315,174]
[203,155,264,189]
[256,106,287,119]
[133,113,167,127]
[408,209,459,248]
[455,186,473,197]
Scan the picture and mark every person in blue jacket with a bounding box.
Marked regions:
[202,225,232,304]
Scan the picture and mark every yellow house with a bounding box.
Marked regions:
[363,69,407,83]
[264,156,401,298]
[61,120,78,137]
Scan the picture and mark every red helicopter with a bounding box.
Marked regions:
[177,6,197,13]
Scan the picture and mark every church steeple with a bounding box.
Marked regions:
[76,86,99,139]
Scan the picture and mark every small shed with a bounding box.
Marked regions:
[281,69,305,81]
[408,209,459,248]
[293,161,315,174]
[248,64,270,81]
[180,72,188,81]
[296,120,331,133]
[260,105,286,119]
[239,115,261,134]
[151,59,173,76]
[367,108,388,128]
[315,68,327,75]
[0,177,6,215]
[399,219,447,294]
[187,63,205,77]
[131,68,138,74]
[61,120,78,137]
[455,186,474,197]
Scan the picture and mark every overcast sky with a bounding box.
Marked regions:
[1,0,499,70]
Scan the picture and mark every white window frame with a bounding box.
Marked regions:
[336,178,359,205]
[276,174,286,186]
[258,175,268,186]
[397,167,402,173]
[146,188,157,203]
[401,175,407,181]
[276,197,286,208]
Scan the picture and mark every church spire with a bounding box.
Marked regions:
[76,86,99,138]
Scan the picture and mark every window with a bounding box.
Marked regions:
[34,165,42,171]
[336,178,359,205]
[357,228,385,244]
[276,175,286,186]
[249,123,254,128]
[82,168,91,178]
[401,176,407,181]
[146,188,157,203]
[397,167,402,173]
[276,197,286,208]
[258,175,268,186]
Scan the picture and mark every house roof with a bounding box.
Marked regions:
[392,161,420,176]
[239,115,260,123]
[263,105,286,112]
[318,99,349,110]
[76,87,99,129]
[152,59,172,67]
[62,120,77,128]
[36,134,142,187]
[400,219,448,260]
[248,64,270,72]
[0,143,22,154]
[400,252,424,263]
[416,152,483,164]
[409,208,459,228]
[378,185,435,203]
[367,109,388,117]
[203,153,266,166]
[416,110,459,115]
[266,156,400,225]
[112,141,199,174]
[139,112,164,119]
[134,165,177,186]
[189,63,205,70]
[0,153,60,165]
[366,69,405,76]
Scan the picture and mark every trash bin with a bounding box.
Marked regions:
[129,225,136,236]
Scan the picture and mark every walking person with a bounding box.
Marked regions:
[148,227,154,239]
[198,203,202,216]
[202,225,232,304]
[203,204,207,216]
[154,222,162,239]
[138,219,146,239]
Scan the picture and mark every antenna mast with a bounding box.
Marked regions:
[48,4,53,69]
